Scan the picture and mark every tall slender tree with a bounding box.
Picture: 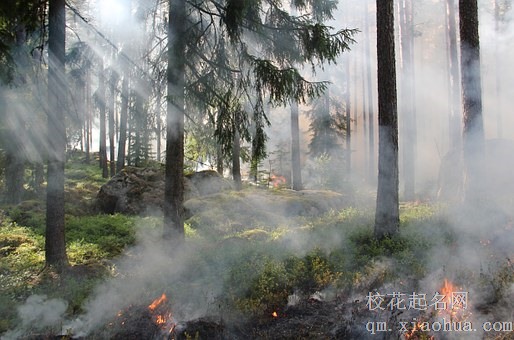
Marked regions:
[364,1,375,183]
[445,0,461,151]
[290,101,302,190]
[232,108,242,191]
[344,55,352,174]
[46,0,68,268]
[163,0,186,243]
[399,0,416,200]
[97,60,108,178]
[108,67,117,177]
[374,0,399,238]
[117,73,129,173]
[459,0,485,206]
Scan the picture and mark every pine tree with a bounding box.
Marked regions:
[459,0,485,207]
[374,0,400,238]
[46,0,68,268]
[162,0,356,242]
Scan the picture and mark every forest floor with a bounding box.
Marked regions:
[0,156,513,339]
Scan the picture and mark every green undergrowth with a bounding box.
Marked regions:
[4,163,511,338]
[218,204,449,317]
[0,212,138,333]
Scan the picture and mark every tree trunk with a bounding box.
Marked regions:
[34,162,44,196]
[445,0,461,151]
[85,69,91,164]
[399,0,417,200]
[46,0,68,269]
[250,141,259,183]
[232,111,242,191]
[108,69,117,177]
[493,0,502,138]
[98,61,108,178]
[156,87,162,163]
[133,89,143,167]
[344,55,352,174]
[459,0,485,206]
[374,0,399,238]
[117,75,128,173]
[290,101,303,190]
[4,150,24,204]
[364,1,375,183]
[216,143,224,175]
[361,40,368,177]
[164,0,186,243]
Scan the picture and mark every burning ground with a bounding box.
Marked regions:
[1,178,514,339]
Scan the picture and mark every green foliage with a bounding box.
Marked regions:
[252,57,327,105]
[0,0,45,85]
[284,248,341,291]
[225,246,342,316]
[306,93,346,158]
[224,0,262,41]
[66,214,136,257]
[5,200,46,231]
[349,229,409,260]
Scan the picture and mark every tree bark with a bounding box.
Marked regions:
[232,110,242,191]
[399,0,417,200]
[85,69,91,164]
[98,60,108,178]
[156,86,162,163]
[290,101,303,190]
[493,0,502,138]
[344,55,352,174]
[364,1,375,183]
[117,74,128,173]
[164,0,186,243]
[374,0,399,238]
[4,149,24,204]
[216,143,224,175]
[108,69,117,177]
[46,0,68,268]
[445,0,461,151]
[459,0,485,206]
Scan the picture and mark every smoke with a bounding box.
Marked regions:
[0,295,68,340]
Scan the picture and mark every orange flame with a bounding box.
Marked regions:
[438,279,471,322]
[272,311,278,318]
[403,318,435,340]
[148,293,175,334]
[270,174,287,188]
[148,293,167,311]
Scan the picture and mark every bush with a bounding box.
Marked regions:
[66,214,136,257]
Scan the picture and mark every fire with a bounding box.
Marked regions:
[270,174,287,188]
[148,293,167,311]
[438,279,471,322]
[403,319,435,340]
[148,293,175,334]
[272,311,278,318]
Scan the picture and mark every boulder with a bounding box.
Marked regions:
[96,167,232,215]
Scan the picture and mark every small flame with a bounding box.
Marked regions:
[403,320,435,340]
[148,293,167,311]
[148,293,175,334]
[270,174,287,188]
[272,311,278,318]
[438,279,471,322]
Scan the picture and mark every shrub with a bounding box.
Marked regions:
[66,214,136,257]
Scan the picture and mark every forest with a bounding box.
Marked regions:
[0,0,513,339]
